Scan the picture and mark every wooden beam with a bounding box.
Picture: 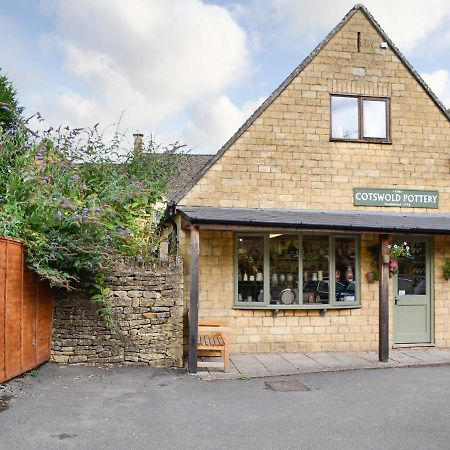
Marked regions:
[195,224,362,233]
[188,226,200,374]
[378,234,390,362]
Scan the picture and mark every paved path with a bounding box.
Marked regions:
[198,348,450,380]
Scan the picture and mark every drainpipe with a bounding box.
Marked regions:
[166,201,178,254]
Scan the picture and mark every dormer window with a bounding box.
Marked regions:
[330,94,391,143]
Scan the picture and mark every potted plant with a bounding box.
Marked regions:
[388,242,412,276]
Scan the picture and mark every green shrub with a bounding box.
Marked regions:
[0,119,180,289]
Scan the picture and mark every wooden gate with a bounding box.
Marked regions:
[0,237,53,383]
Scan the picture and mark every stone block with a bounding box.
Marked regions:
[68,355,88,363]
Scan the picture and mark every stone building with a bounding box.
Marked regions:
[168,5,450,372]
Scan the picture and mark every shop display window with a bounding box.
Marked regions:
[235,233,360,309]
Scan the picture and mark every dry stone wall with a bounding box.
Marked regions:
[52,257,184,367]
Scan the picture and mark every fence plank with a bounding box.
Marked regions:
[0,238,54,383]
[22,268,37,370]
[5,240,22,379]
[0,239,6,381]
[37,281,53,364]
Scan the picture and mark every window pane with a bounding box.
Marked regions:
[331,96,359,139]
[302,236,329,304]
[335,238,357,303]
[397,241,426,296]
[269,234,299,305]
[363,100,387,138]
[237,236,264,303]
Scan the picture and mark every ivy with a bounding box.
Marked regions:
[90,274,117,330]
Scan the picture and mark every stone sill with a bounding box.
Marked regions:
[233,304,362,311]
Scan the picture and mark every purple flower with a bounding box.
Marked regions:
[36,153,44,160]
[57,211,62,221]
[82,208,89,217]
[0,105,10,112]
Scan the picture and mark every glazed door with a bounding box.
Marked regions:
[393,238,432,344]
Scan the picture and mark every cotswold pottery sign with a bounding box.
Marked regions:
[354,188,439,208]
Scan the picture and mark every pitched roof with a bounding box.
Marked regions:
[165,153,213,202]
[174,3,450,204]
[178,205,450,235]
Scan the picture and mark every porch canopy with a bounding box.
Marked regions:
[178,205,450,234]
[179,205,450,374]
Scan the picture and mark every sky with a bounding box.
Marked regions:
[1,0,450,154]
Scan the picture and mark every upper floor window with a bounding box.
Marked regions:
[330,94,391,143]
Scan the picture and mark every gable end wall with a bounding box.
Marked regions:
[179,10,450,212]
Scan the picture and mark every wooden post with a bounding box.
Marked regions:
[188,226,199,374]
[379,234,390,363]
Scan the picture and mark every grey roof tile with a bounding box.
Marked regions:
[165,154,213,202]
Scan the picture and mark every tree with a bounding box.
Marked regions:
[0,69,21,129]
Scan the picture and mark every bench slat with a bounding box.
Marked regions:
[196,320,230,372]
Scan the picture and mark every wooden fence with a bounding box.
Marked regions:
[0,237,53,383]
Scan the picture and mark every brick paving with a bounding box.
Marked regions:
[197,348,450,380]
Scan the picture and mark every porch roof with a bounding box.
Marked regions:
[177,205,450,235]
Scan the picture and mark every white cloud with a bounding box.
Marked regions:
[422,69,450,108]
[38,0,251,143]
[268,0,450,51]
[183,94,266,153]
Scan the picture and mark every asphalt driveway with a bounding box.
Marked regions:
[1,363,450,450]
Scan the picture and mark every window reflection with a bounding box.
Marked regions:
[237,236,264,303]
[363,100,387,138]
[335,238,357,302]
[331,96,359,139]
[303,236,329,304]
[397,242,426,295]
[269,234,299,305]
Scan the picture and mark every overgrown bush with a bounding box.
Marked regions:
[0,117,181,289]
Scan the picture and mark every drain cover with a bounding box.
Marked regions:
[265,380,310,392]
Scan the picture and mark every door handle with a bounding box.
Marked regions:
[395,296,398,305]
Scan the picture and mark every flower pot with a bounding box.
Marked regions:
[366,272,376,283]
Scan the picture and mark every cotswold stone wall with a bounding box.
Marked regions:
[52,257,183,367]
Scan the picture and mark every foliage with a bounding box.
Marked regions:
[444,260,450,280]
[90,273,116,329]
[27,369,39,377]
[368,242,411,277]
[388,242,411,276]
[0,118,181,290]
[388,242,411,259]
[0,69,22,129]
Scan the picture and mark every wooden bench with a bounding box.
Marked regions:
[197,320,231,372]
